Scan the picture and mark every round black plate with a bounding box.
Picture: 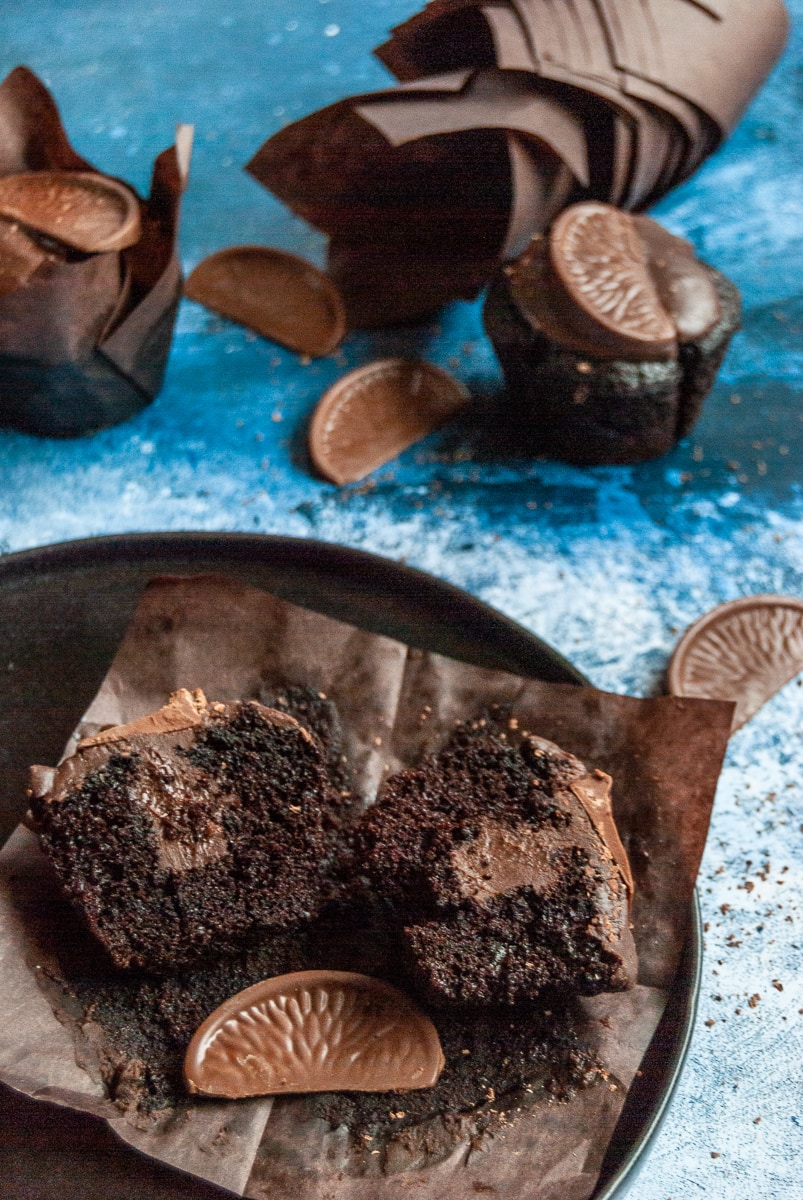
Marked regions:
[0,532,699,1200]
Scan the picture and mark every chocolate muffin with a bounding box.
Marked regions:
[28,689,345,972]
[355,718,636,1006]
[483,201,741,463]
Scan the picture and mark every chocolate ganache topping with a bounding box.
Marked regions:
[507,201,722,362]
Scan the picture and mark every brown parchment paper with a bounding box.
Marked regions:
[0,67,190,437]
[0,574,734,1200]
[249,0,787,325]
[378,0,789,139]
[247,73,583,327]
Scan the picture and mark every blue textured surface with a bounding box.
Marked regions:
[2,2,803,1196]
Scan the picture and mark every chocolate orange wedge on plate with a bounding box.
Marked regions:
[184,970,445,1099]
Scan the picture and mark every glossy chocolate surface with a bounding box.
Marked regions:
[633,215,723,343]
[308,358,469,485]
[184,970,445,1098]
[185,247,346,358]
[0,170,141,253]
[507,203,722,361]
[549,204,677,360]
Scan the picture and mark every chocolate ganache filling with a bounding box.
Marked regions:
[29,689,342,972]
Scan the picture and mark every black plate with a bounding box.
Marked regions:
[0,532,700,1200]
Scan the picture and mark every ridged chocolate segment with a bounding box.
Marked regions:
[0,170,141,253]
[668,595,803,731]
[308,359,468,485]
[184,970,445,1098]
[549,204,677,359]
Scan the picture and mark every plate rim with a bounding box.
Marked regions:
[0,531,588,684]
[0,531,700,1200]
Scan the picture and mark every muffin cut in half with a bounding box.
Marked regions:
[355,717,636,1006]
[28,689,344,972]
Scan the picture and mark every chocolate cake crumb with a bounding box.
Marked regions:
[43,903,602,1136]
[25,696,623,1147]
[258,681,350,790]
[31,692,345,972]
[354,719,636,1005]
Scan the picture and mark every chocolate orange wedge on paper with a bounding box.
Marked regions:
[185,970,445,1098]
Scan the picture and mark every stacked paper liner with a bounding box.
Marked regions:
[248,0,788,326]
[0,68,191,436]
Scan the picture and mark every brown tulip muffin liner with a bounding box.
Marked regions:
[248,0,787,325]
[0,575,733,1199]
[377,0,788,143]
[0,67,189,437]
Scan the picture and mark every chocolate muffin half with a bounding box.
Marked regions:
[355,718,636,1006]
[483,201,741,463]
[28,689,344,972]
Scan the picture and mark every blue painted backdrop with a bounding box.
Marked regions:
[1,3,802,1196]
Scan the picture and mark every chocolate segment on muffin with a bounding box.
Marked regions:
[355,718,636,1006]
[28,689,344,972]
[483,201,741,463]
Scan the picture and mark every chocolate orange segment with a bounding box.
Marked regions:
[549,202,677,360]
[309,358,468,485]
[0,171,141,253]
[185,246,345,357]
[184,970,445,1098]
[632,215,722,342]
[668,595,803,732]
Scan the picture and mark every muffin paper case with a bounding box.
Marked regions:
[248,0,788,326]
[0,574,734,1200]
[377,0,789,143]
[0,67,192,437]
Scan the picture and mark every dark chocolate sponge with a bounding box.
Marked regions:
[483,204,741,464]
[40,895,600,1134]
[258,681,350,792]
[354,719,636,1006]
[28,689,344,972]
